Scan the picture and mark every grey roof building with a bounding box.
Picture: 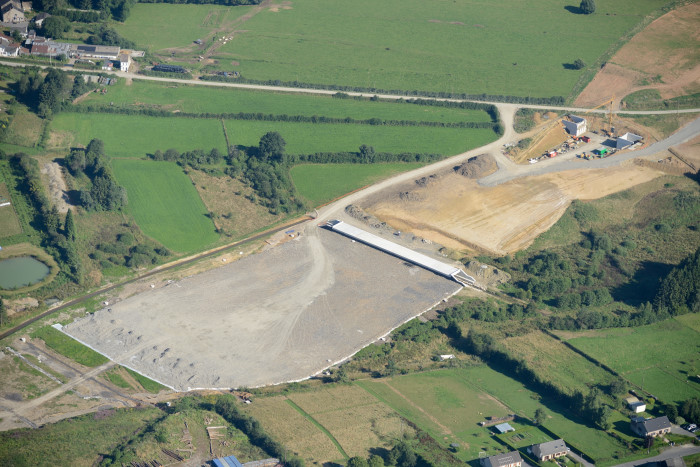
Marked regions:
[481,451,523,467]
[531,439,568,461]
[631,416,671,438]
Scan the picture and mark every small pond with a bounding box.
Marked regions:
[0,256,50,289]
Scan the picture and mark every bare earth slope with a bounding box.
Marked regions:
[576,3,700,107]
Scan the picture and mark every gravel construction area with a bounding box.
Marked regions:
[63,227,461,390]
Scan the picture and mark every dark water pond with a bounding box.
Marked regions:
[0,256,50,289]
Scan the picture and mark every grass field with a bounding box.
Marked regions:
[114,4,253,51]
[243,395,346,464]
[562,317,700,404]
[0,182,22,238]
[78,80,495,123]
[357,370,510,461]
[225,119,497,155]
[463,366,625,461]
[30,326,109,368]
[112,159,219,253]
[501,331,615,395]
[2,108,43,147]
[0,407,162,466]
[124,368,166,394]
[201,0,671,97]
[49,113,228,157]
[291,162,423,206]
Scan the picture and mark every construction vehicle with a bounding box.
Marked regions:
[581,95,616,134]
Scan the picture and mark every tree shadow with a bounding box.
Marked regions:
[612,260,673,306]
[562,62,579,70]
[565,5,584,14]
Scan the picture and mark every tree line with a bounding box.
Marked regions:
[72,104,500,131]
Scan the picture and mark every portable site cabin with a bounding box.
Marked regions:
[616,132,643,150]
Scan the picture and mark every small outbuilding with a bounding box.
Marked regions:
[494,422,515,434]
[628,401,646,413]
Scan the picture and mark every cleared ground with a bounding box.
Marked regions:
[364,164,662,255]
[575,2,700,108]
[63,226,461,390]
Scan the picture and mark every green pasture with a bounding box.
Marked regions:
[206,0,671,97]
[291,162,422,206]
[115,3,253,51]
[564,318,700,403]
[112,159,219,253]
[464,366,624,461]
[497,425,553,449]
[78,80,494,123]
[225,119,497,155]
[31,326,109,368]
[49,113,227,157]
[356,370,507,461]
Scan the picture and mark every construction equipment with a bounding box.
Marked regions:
[581,95,616,134]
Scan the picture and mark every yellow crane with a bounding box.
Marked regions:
[581,95,616,135]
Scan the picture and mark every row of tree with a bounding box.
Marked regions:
[72,104,499,130]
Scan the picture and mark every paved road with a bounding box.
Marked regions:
[611,444,700,467]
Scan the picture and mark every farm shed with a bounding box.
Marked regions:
[531,439,568,461]
[628,401,646,413]
[563,115,587,137]
[494,422,515,433]
[616,132,643,149]
[326,220,476,286]
[481,451,523,467]
[213,454,244,467]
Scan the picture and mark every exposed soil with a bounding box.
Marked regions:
[364,164,663,255]
[453,154,497,179]
[40,161,72,214]
[575,3,700,108]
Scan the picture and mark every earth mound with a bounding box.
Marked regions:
[454,154,497,178]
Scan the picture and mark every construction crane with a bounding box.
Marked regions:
[581,95,616,136]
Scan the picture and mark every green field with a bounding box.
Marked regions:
[112,159,219,253]
[225,119,496,155]
[201,0,671,97]
[0,182,22,238]
[79,80,494,123]
[49,114,228,157]
[357,370,508,461]
[31,326,109,368]
[463,366,625,461]
[563,317,700,404]
[115,4,253,51]
[291,162,422,206]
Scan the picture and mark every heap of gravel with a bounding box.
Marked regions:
[454,154,498,178]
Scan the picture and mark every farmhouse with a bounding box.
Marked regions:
[563,115,587,137]
[531,439,568,461]
[116,53,131,72]
[1,0,24,23]
[481,451,523,467]
[33,11,48,27]
[631,416,671,438]
[616,132,643,150]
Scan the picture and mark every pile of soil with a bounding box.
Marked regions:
[345,204,391,231]
[464,260,511,288]
[454,154,497,178]
[415,174,440,187]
